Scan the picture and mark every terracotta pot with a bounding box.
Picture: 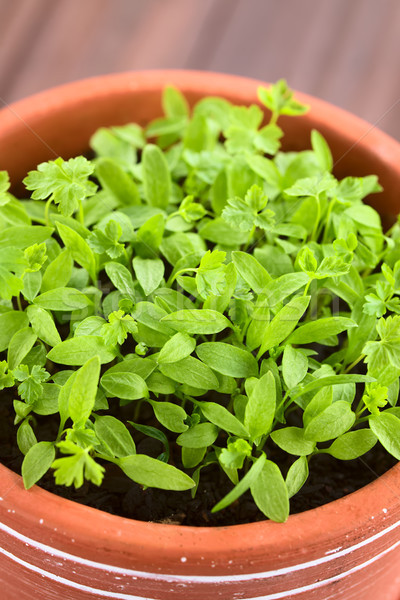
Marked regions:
[1,70,400,600]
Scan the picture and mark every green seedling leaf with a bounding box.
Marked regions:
[14,364,49,405]
[163,85,190,117]
[17,419,37,455]
[101,372,148,400]
[177,422,219,448]
[271,427,315,456]
[34,287,93,311]
[56,222,97,282]
[219,439,252,470]
[282,345,308,389]
[94,415,136,457]
[68,356,100,425]
[245,371,276,441]
[287,317,357,345]
[196,342,258,378]
[286,456,309,498]
[311,129,333,172]
[105,261,135,301]
[293,374,375,400]
[100,310,138,346]
[304,400,355,442]
[0,226,54,249]
[232,251,271,294]
[48,336,117,365]
[41,249,73,293]
[118,455,194,490]
[157,332,196,364]
[95,157,140,205]
[303,386,333,428]
[0,311,29,352]
[22,441,55,489]
[250,460,289,522]
[0,170,11,205]
[7,327,37,369]
[162,309,231,335]
[326,429,377,460]
[369,412,400,459]
[199,402,248,437]
[212,453,266,512]
[259,295,310,357]
[264,273,309,308]
[159,355,219,389]
[0,361,14,391]
[149,400,188,433]
[27,305,61,347]
[142,144,171,209]
[132,256,165,296]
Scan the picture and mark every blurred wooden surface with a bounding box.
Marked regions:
[0,0,399,138]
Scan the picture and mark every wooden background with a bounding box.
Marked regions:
[0,0,400,138]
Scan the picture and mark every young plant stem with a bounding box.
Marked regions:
[342,354,366,374]
[44,198,53,226]
[78,200,85,226]
[16,294,23,311]
[310,195,321,241]
[167,268,196,287]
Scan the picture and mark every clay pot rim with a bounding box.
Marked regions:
[1,70,400,568]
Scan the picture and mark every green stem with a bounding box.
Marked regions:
[133,399,144,422]
[310,195,321,242]
[167,268,196,287]
[342,354,366,374]
[94,452,119,464]
[269,112,279,126]
[78,200,85,226]
[44,198,53,226]
[272,391,289,429]
[355,415,370,424]
[321,198,336,244]
[303,279,312,297]
[17,294,23,311]
[243,226,256,251]
[355,407,368,420]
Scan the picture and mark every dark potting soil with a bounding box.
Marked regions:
[0,396,397,527]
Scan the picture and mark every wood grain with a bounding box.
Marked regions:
[0,0,399,138]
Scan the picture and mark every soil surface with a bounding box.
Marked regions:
[0,396,396,526]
